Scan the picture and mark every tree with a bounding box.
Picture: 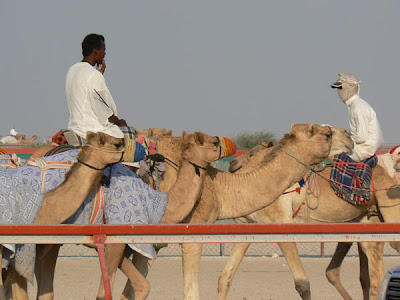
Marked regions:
[232,131,276,150]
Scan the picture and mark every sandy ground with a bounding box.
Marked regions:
[26,255,400,300]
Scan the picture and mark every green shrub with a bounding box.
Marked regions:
[232,131,276,150]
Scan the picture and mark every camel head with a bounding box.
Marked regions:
[181,131,235,169]
[229,125,353,174]
[77,131,125,169]
[331,72,360,103]
[278,123,334,165]
[325,126,354,157]
[229,140,274,173]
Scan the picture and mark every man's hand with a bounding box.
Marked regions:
[109,115,127,127]
[117,119,127,127]
[96,58,106,74]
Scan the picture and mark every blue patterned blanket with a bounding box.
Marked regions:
[0,150,168,282]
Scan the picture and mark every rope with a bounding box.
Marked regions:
[26,157,73,193]
[0,154,21,169]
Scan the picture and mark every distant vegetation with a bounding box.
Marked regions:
[231,131,276,150]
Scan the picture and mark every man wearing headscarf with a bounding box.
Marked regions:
[331,73,384,161]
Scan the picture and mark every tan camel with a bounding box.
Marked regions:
[4,131,125,300]
[119,124,351,300]
[0,135,39,144]
[24,131,228,300]
[96,131,229,299]
[135,128,172,137]
[217,134,400,300]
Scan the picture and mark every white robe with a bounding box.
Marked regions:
[65,62,124,139]
[346,94,384,161]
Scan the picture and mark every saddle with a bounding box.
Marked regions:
[330,153,377,205]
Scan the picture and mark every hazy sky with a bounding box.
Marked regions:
[1,1,399,144]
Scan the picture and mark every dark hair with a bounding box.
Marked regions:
[82,34,105,57]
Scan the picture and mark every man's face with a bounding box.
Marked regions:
[94,42,106,64]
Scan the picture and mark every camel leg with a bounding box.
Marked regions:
[325,242,353,300]
[182,243,203,300]
[357,243,370,300]
[121,254,152,300]
[0,246,6,300]
[97,244,125,299]
[36,244,61,300]
[4,267,28,300]
[119,255,150,300]
[279,242,310,300]
[217,243,250,300]
[359,241,385,300]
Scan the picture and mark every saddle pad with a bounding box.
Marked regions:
[135,135,157,155]
[45,145,78,156]
[330,153,377,205]
[1,149,168,281]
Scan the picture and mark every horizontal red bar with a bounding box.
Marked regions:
[0,223,399,235]
[1,148,38,154]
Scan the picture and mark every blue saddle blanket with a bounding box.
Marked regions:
[0,150,168,282]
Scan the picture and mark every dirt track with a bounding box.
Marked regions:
[26,255,400,299]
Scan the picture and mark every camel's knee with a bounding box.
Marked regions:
[295,279,310,298]
[326,268,340,285]
[130,278,150,300]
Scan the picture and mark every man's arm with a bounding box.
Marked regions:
[108,114,127,127]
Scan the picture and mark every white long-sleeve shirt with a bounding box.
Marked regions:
[346,94,384,161]
[66,62,124,139]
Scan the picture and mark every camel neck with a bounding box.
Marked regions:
[161,159,207,224]
[214,146,312,219]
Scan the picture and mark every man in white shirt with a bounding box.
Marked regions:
[9,126,18,137]
[331,73,384,161]
[65,33,127,144]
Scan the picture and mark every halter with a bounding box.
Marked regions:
[77,159,105,171]
[79,143,125,186]
[183,158,208,176]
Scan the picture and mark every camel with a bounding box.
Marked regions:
[1,131,125,300]
[95,131,231,299]
[0,135,39,144]
[118,123,352,300]
[20,131,230,300]
[216,134,400,300]
[135,128,172,137]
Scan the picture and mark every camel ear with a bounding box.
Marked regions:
[182,131,189,142]
[86,131,96,143]
[194,132,205,145]
[307,123,316,137]
[97,132,108,145]
[148,128,154,137]
[290,123,301,134]
[166,130,172,136]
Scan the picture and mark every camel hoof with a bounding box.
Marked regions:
[295,279,311,299]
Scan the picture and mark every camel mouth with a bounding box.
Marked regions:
[331,81,343,89]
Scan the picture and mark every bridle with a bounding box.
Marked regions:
[148,136,223,177]
[78,142,125,186]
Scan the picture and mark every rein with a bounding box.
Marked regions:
[183,158,207,176]
[77,160,105,171]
